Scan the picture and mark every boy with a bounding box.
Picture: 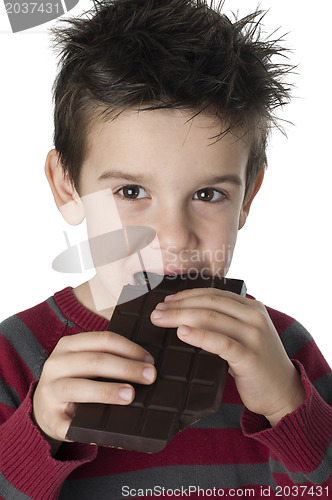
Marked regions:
[0,0,331,498]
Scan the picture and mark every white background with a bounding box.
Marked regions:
[0,0,331,365]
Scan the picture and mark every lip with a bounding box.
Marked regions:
[141,268,191,276]
[132,268,192,286]
[132,267,215,284]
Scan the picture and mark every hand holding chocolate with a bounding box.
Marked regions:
[67,273,246,453]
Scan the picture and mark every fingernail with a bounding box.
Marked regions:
[143,367,155,382]
[119,387,133,401]
[155,302,168,310]
[178,325,190,336]
[152,309,163,319]
[144,353,155,364]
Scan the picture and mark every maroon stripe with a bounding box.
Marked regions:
[0,334,34,401]
[69,427,268,479]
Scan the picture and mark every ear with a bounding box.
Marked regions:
[45,149,84,226]
[238,168,265,230]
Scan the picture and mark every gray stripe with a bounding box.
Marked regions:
[270,437,332,485]
[192,403,243,429]
[59,464,277,499]
[46,296,76,328]
[313,372,332,403]
[0,473,32,500]
[281,321,332,403]
[281,320,312,359]
[0,315,48,380]
[0,381,20,408]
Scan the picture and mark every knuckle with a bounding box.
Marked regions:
[172,307,182,319]
[121,359,135,380]
[254,300,266,311]
[88,352,105,372]
[94,330,114,348]
[56,335,69,350]
[100,381,118,403]
[122,359,138,382]
[253,300,267,316]
[221,334,233,354]
[55,378,71,400]
[57,377,79,403]
[39,379,51,400]
[204,293,219,308]
[42,355,57,376]
[247,307,267,330]
[104,330,116,343]
[99,382,112,402]
[103,331,140,357]
[205,308,218,322]
[209,292,219,304]
[93,330,115,348]
[253,309,267,330]
[127,340,144,359]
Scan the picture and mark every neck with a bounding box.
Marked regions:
[72,276,116,321]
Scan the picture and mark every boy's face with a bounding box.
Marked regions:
[51,108,260,316]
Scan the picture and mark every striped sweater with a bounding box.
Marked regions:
[0,287,331,500]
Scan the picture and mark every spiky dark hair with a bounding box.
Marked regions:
[51,0,292,196]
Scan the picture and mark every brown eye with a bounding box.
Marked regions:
[116,184,147,200]
[120,185,142,199]
[196,188,214,201]
[194,188,226,203]
[194,188,227,203]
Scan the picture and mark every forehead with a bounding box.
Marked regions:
[82,108,250,183]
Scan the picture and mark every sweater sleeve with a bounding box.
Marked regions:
[0,316,97,500]
[241,316,332,496]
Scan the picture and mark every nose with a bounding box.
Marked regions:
[149,206,197,255]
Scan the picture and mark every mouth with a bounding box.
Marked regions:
[133,268,213,287]
[133,270,181,286]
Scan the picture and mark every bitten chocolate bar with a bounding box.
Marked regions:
[67,274,246,453]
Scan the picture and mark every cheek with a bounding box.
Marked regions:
[201,215,239,269]
[208,233,237,265]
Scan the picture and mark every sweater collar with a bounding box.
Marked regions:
[53,287,110,332]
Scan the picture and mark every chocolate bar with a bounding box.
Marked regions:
[67,274,246,453]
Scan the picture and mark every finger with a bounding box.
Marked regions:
[151,305,246,342]
[55,331,154,363]
[46,413,74,443]
[47,350,157,383]
[157,293,251,323]
[42,382,134,442]
[55,377,137,405]
[165,287,251,305]
[177,325,246,364]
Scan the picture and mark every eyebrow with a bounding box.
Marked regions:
[98,170,147,184]
[198,174,243,187]
[98,170,243,187]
